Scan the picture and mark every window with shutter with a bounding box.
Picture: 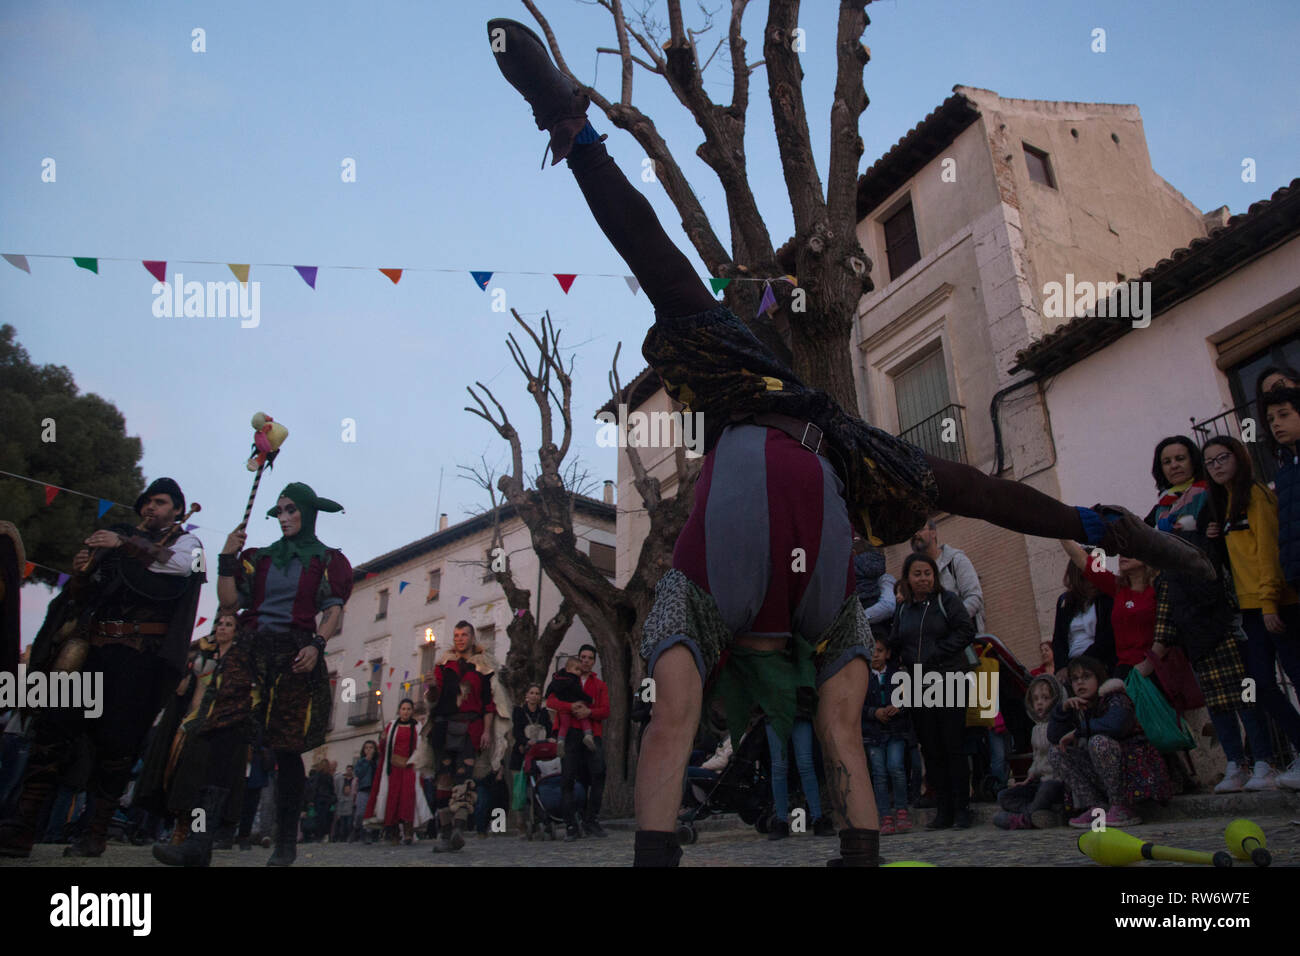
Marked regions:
[589,541,616,578]
[882,201,921,280]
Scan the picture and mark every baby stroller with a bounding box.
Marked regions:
[519,740,585,841]
[965,634,1036,801]
[675,715,773,846]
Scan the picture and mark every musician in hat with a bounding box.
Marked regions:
[0,477,204,858]
[156,481,352,867]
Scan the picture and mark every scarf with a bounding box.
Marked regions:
[262,481,344,570]
[1151,479,1210,532]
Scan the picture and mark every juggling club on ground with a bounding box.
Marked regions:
[1078,828,1233,867]
[1224,819,1271,867]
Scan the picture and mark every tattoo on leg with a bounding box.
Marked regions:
[828,761,855,830]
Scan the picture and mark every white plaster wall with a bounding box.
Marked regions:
[1047,236,1300,512]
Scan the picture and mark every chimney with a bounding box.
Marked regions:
[438,513,448,531]
[602,480,615,505]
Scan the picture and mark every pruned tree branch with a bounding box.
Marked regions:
[764,0,827,239]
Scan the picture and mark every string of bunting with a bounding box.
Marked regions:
[1,469,209,533]
[3,253,796,310]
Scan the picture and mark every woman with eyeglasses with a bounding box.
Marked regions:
[1141,437,1276,793]
[1203,436,1300,790]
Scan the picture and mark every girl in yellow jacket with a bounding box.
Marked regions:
[1204,436,1300,790]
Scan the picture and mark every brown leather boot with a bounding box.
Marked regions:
[170,820,189,845]
[63,795,119,858]
[0,779,56,858]
[487,18,590,165]
[1093,504,1215,579]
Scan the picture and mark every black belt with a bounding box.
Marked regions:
[745,413,827,457]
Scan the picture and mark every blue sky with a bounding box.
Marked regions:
[4,0,1297,637]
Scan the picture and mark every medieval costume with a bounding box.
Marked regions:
[414,645,510,852]
[0,477,204,858]
[0,521,22,680]
[0,522,27,816]
[485,18,1213,867]
[364,715,432,838]
[155,481,352,868]
[134,626,244,845]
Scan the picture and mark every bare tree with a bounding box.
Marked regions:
[466,309,699,813]
[457,457,578,703]
[520,0,874,410]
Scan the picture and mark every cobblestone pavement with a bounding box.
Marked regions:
[5,814,1298,867]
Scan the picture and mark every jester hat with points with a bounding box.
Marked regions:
[264,482,344,569]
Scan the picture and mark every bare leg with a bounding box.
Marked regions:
[634,645,702,832]
[815,657,878,831]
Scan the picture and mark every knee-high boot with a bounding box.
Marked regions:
[267,782,303,866]
[0,777,56,858]
[63,795,120,858]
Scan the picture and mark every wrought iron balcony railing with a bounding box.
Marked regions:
[898,403,968,464]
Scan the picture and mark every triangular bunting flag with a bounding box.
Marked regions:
[458,595,468,606]
[470,271,493,290]
[403,671,409,680]
[387,682,392,690]
[56,573,70,588]
[367,682,373,689]
[97,499,113,519]
[23,562,34,579]
[398,581,409,593]
[228,263,250,284]
[355,660,364,668]
[73,257,98,274]
[554,274,577,294]
[485,602,495,611]
[379,268,402,285]
[624,275,639,296]
[185,523,197,531]
[365,572,378,579]
[757,280,777,316]
[389,667,395,676]
[784,274,798,286]
[294,266,318,289]
[330,679,337,686]
[195,617,208,628]
[708,277,731,294]
[142,260,167,283]
[516,608,527,618]
[44,485,59,506]
[3,254,30,273]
